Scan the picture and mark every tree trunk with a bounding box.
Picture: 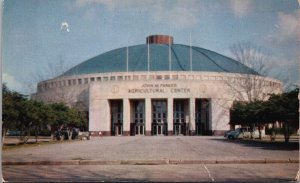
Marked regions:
[271,123,276,141]
[283,122,290,144]
[2,128,7,145]
[35,126,38,143]
[19,127,27,144]
[250,125,254,139]
[67,127,73,140]
[51,133,55,141]
[258,125,262,140]
[50,125,57,141]
[24,128,30,144]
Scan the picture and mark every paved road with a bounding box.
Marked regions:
[3,136,299,162]
[3,164,299,182]
[2,136,299,182]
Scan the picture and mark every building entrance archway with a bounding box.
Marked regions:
[131,100,145,136]
[173,99,188,135]
[195,99,210,135]
[152,100,168,135]
[110,100,123,136]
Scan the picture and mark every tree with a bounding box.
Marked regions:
[230,100,266,139]
[24,100,50,143]
[3,84,88,143]
[230,101,247,127]
[230,42,269,75]
[48,103,87,140]
[64,108,87,140]
[30,58,83,106]
[47,103,69,140]
[2,84,27,143]
[27,56,72,94]
[227,42,281,102]
[268,88,299,143]
[230,88,299,142]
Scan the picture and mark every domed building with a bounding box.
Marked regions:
[34,35,282,136]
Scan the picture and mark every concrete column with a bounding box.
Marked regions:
[189,98,195,135]
[123,98,130,136]
[210,99,229,136]
[89,99,110,136]
[167,98,173,135]
[145,98,152,136]
[184,100,190,135]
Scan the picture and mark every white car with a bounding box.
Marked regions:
[224,127,263,139]
[78,131,91,140]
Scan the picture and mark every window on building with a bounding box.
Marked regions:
[172,75,178,80]
[149,75,154,80]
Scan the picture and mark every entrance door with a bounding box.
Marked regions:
[195,99,210,135]
[173,99,186,135]
[152,100,167,135]
[133,100,145,135]
[110,100,123,136]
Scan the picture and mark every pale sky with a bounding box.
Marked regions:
[3,0,299,94]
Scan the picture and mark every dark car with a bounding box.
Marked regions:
[6,130,25,136]
[55,128,83,140]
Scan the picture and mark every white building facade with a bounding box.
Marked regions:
[34,35,282,136]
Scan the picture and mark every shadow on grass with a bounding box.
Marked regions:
[210,138,299,151]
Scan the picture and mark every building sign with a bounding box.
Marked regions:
[128,83,190,93]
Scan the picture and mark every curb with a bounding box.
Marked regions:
[120,160,169,165]
[2,159,299,166]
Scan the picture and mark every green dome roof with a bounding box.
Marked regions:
[62,44,258,76]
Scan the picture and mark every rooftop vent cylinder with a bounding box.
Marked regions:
[146,35,173,44]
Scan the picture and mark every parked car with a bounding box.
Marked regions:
[54,128,90,141]
[78,131,90,140]
[6,130,24,136]
[55,128,78,140]
[224,127,264,139]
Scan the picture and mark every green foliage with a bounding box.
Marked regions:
[265,127,298,135]
[47,103,87,131]
[230,88,299,142]
[268,89,299,128]
[2,84,88,141]
[2,84,27,132]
